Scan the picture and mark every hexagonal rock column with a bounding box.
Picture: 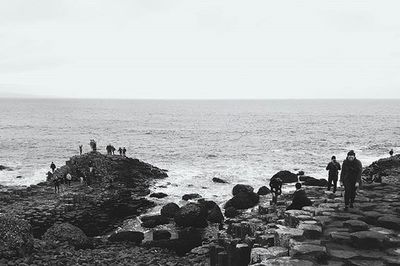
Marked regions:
[274,226,304,248]
[350,231,388,249]
[250,246,288,264]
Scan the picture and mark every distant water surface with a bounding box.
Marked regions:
[0,99,399,204]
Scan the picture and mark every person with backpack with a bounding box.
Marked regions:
[326,155,341,193]
[340,150,362,210]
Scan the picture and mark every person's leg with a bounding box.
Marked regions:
[327,176,332,191]
[333,178,337,193]
[349,180,356,207]
[344,184,350,209]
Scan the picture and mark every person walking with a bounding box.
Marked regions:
[340,150,362,211]
[122,147,127,156]
[50,162,56,173]
[326,155,341,193]
[53,176,60,193]
[66,173,72,186]
[79,145,83,155]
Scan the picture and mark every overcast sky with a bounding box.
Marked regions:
[1,0,400,99]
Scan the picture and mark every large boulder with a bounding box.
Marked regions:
[232,184,254,196]
[174,203,208,228]
[153,230,171,241]
[182,193,202,201]
[43,222,90,249]
[271,171,298,184]
[108,231,144,244]
[225,207,239,218]
[257,186,271,195]
[150,192,168,199]
[0,215,33,258]
[197,199,224,224]
[141,215,170,228]
[225,191,260,210]
[301,176,328,187]
[161,203,180,218]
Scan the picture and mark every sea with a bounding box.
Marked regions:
[1,99,399,205]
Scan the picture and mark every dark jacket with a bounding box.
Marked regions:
[340,158,362,184]
[326,161,341,178]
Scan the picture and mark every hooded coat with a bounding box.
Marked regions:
[340,158,362,185]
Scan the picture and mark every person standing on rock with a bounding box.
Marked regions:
[53,176,60,193]
[122,147,126,156]
[389,149,394,157]
[269,177,283,205]
[79,145,83,155]
[326,155,341,193]
[50,162,56,173]
[340,150,362,211]
[118,147,123,155]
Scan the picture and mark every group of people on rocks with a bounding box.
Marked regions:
[78,141,127,157]
[272,149,379,212]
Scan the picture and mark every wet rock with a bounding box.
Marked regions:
[350,231,387,249]
[161,203,180,218]
[232,184,254,195]
[274,226,304,248]
[254,256,314,266]
[250,246,288,263]
[225,207,239,218]
[377,215,400,230]
[212,177,228,183]
[257,186,271,195]
[207,205,224,224]
[271,171,298,183]
[225,191,259,210]
[0,215,33,259]
[343,220,369,232]
[153,230,171,241]
[298,223,322,239]
[150,192,168,199]
[284,210,311,228]
[141,215,170,228]
[327,248,358,260]
[303,177,328,187]
[0,165,12,171]
[108,231,144,244]
[43,223,90,249]
[348,259,384,266]
[174,203,208,228]
[182,193,202,201]
[289,243,327,262]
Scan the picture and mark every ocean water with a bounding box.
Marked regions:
[0,99,399,204]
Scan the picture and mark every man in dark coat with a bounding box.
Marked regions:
[340,150,362,210]
[286,183,312,210]
[326,155,341,193]
[269,177,283,205]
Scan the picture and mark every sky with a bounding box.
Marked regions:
[1,0,400,99]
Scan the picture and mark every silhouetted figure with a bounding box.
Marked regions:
[122,147,126,156]
[326,155,341,193]
[286,183,312,210]
[389,149,394,157]
[269,177,283,205]
[111,146,116,155]
[106,144,111,155]
[66,173,72,186]
[53,176,60,193]
[50,162,56,173]
[79,145,83,155]
[340,150,362,211]
[118,147,123,155]
[90,139,97,152]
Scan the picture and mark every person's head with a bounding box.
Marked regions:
[347,150,356,161]
[295,182,302,190]
[331,156,336,162]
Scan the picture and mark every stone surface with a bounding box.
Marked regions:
[149,192,168,199]
[0,215,33,259]
[232,184,254,195]
[174,203,208,228]
[350,231,388,249]
[271,171,298,183]
[377,215,400,230]
[274,226,304,248]
[343,220,369,232]
[212,177,228,183]
[289,243,327,261]
[224,191,260,210]
[140,215,170,228]
[160,203,180,218]
[250,246,288,263]
[257,186,271,195]
[43,222,90,248]
[152,230,172,241]
[182,193,202,201]
[108,231,144,244]
[298,223,322,239]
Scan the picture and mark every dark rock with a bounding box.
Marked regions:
[43,223,90,249]
[225,191,259,210]
[161,203,180,218]
[141,215,170,228]
[377,215,400,230]
[300,176,328,187]
[343,220,369,232]
[225,207,239,218]
[271,171,298,183]
[108,231,144,244]
[207,205,224,223]
[232,184,254,196]
[182,193,202,201]
[212,177,228,183]
[153,230,171,241]
[149,192,168,199]
[257,186,271,195]
[0,215,33,259]
[350,231,387,249]
[174,203,208,228]
[0,165,12,171]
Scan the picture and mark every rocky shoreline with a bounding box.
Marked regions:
[1,153,400,265]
